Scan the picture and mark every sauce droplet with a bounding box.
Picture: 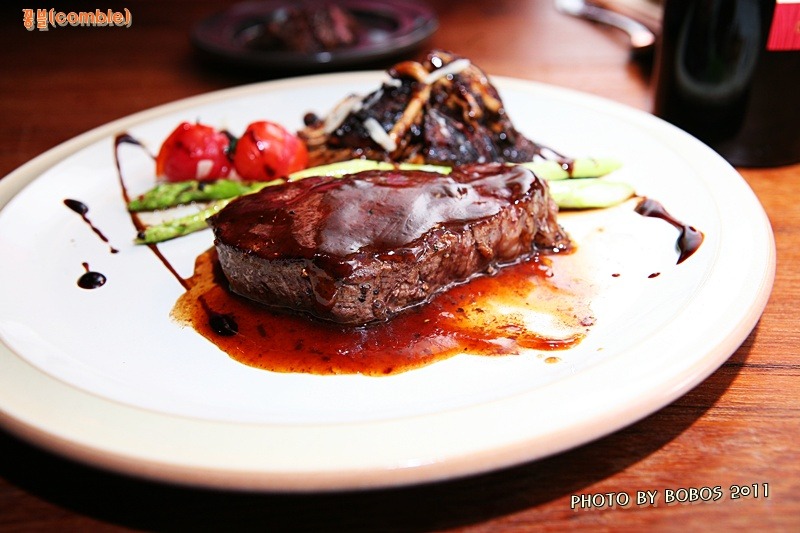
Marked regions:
[77,262,106,289]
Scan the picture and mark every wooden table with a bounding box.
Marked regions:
[1,1,797,530]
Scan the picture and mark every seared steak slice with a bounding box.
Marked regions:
[208,163,570,325]
[300,50,555,167]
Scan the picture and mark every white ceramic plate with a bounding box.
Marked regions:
[0,73,774,491]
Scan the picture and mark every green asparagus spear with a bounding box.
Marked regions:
[135,200,232,244]
[519,157,622,181]
[287,159,456,180]
[547,178,635,209]
[286,159,396,181]
[128,179,280,211]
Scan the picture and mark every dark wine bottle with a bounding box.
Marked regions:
[653,0,800,166]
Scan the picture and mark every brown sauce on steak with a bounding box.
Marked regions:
[171,248,589,376]
[209,165,559,261]
[208,164,570,325]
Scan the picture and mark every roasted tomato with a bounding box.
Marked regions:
[233,121,308,181]
[155,122,232,182]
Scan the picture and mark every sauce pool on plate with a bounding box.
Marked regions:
[171,248,591,376]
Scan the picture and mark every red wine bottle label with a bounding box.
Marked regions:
[767,0,800,50]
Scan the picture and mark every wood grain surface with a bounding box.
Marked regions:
[1,1,798,530]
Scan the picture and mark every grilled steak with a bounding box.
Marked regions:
[300,50,560,167]
[208,163,570,325]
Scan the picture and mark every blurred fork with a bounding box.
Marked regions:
[555,0,656,54]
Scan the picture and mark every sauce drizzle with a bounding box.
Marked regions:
[64,199,118,254]
[114,134,190,291]
[635,197,704,264]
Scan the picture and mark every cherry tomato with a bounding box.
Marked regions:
[155,122,232,182]
[233,121,308,181]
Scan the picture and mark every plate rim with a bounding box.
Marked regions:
[0,72,776,491]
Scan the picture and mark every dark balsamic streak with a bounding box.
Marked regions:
[113,133,191,290]
[634,197,704,264]
[64,199,119,254]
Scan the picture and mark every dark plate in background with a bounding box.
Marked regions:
[192,0,438,72]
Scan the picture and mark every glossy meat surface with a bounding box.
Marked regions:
[209,163,570,324]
